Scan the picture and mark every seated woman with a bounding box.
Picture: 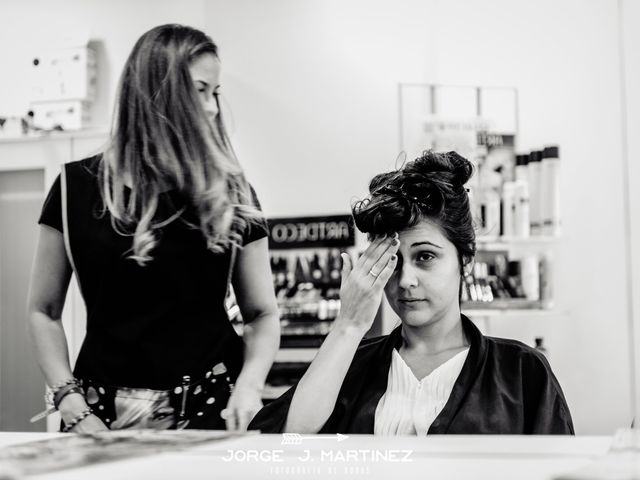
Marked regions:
[250,150,574,435]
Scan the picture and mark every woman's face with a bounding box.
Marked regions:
[189,53,221,122]
[384,219,462,328]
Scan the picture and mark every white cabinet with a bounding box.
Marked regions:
[0,169,45,431]
[0,131,107,432]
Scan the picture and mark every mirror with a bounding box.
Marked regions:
[0,0,638,438]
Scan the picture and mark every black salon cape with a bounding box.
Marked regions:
[250,315,574,434]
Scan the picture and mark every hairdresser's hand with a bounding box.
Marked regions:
[335,233,399,333]
[59,394,109,433]
[67,414,110,433]
[222,384,263,432]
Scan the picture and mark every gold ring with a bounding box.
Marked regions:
[368,269,379,278]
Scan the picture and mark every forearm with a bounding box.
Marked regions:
[235,311,280,391]
[28,309,75,386]
[284,322,366,433]
[28,309,89,419]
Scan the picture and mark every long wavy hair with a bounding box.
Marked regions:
[100,24,263,265]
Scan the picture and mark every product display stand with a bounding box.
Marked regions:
[399,83,563,334]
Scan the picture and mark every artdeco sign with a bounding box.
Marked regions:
[267,215,355,250]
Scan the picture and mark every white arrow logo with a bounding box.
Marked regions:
[281,433,348,445]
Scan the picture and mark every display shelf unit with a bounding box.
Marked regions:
[398,82,561,326]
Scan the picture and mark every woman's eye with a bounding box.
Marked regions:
[417,252,435,262]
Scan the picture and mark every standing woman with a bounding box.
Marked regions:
[250,150,573,435]
[28,24,280,433]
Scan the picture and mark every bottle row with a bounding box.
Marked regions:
[268,248,553,325]
[461,253,552,308]
[271,249,346,321]
[474,146,560,239]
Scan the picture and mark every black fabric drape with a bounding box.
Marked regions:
[249,315,574,435]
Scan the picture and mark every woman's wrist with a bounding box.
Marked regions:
[58,393,89,421]
[61,407,93,433]
[332,317,370,338]
[232,378,264,395]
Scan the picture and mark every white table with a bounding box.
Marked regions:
[0,432,617,480]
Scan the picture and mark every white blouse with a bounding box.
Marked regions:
[374,347,470,435]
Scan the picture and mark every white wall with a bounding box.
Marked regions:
[622,0,640,424]
[0,0,208,125]
[206,0,631,434]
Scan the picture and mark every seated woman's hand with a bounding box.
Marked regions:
[335,233,399,332]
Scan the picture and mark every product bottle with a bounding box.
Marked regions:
[506,260,526,298]
[501,181,517,238]
[273,256,287,294]
[541,146,561,236]
[270,255,278,288]
[317,298,329,321]
[520,255,540,301]
[480,262,494,302]
[311,253,323,284]
[487,263,509,299]
[473,263,486,302]
[534,337,548,356]
[513,180,530,238]
[538,253,554,309]
[321,250,332,285]
[332,249,345,288]
[493,255,510,298]
[466,273,478,302]
[294,255,306,286]
[527,150,543,236]
[511,154,530,238]
[515,154,529,183]
[481,186,502,238]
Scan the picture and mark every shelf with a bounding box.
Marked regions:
[475,236,558,250]
[463,309,558,318]
[462,299,558,317]
[463,300,546,309]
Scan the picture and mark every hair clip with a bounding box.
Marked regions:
[377,184,435,210]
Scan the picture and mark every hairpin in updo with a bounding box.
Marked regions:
[374,179,444,213]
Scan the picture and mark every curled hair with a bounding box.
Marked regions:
[352,150,476,267]
[100,24,263,265]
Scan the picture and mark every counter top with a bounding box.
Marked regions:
[0,432,616,480]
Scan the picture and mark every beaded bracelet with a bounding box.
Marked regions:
[31,379,84,424]
[45,378,81,407]
[61,408,93,433]
[53,385,84,410]
[50,378,79,392]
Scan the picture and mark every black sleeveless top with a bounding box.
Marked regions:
[39,155,268,389]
